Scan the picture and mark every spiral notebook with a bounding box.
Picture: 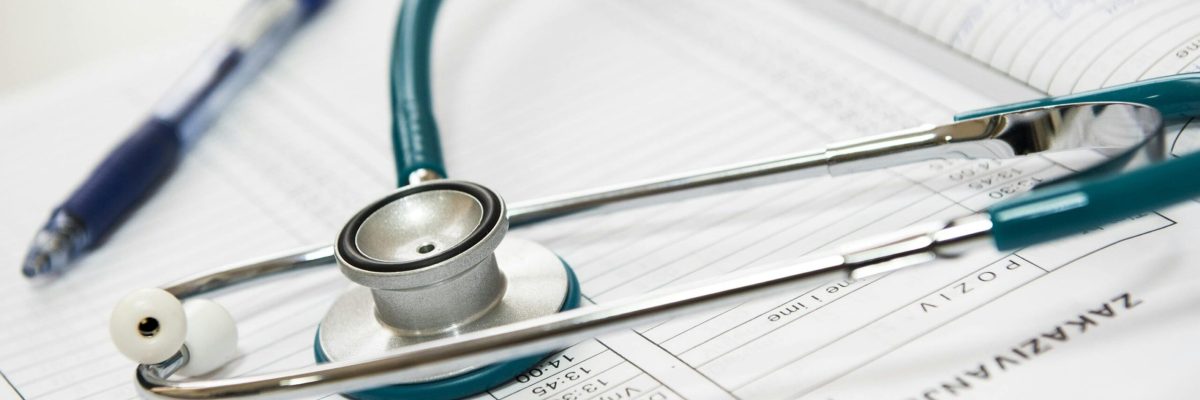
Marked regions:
[1,1,1199,399]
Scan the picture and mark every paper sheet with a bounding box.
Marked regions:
[2,1,1199,399]
[859,0,1200,94]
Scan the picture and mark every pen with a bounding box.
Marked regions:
[21,0,328,278]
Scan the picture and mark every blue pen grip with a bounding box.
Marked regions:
[988,151,1200,251]
[955,73,1200,121]
[62,119,181,245]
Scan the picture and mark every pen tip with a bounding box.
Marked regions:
[21,253,50,278]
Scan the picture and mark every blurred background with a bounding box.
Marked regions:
[0,0,240,93]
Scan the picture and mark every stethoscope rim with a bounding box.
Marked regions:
[337,181,503,273]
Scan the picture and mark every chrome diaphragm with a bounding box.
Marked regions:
[319,180,572,383]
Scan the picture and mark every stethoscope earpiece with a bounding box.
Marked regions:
[110,289,238,377]
[111,288,187,365]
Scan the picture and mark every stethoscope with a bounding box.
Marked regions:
[107,1,1200,399]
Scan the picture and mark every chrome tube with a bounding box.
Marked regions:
[139,214,992,399]
[166,245,333,299]
[164,102,1159,299]
[507,149,830,224]
[511,102,1156,223]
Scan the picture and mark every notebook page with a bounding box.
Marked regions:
[2,1,1200,400]
[855,0,1200,168]
[857,0,1200,95]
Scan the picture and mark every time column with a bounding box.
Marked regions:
[479,339,683,400]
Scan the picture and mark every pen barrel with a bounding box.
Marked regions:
[988,151,1200,251]
[157,0,319,144]
[63,119,181,245]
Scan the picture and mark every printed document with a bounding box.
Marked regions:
[1,1,1199,399]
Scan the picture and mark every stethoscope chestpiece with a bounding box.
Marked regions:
[320,180,581,400]
[337,180,509,332]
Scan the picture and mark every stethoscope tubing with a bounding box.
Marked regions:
[126,0,1200,395]
[390,0,446,184]
[136,100,1175,397]
[141,150,1200,399]
[141,144,1200,399]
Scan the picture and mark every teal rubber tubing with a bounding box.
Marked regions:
[955,73,1200,121]
[390,0,446,186]
[989,151,1200,251]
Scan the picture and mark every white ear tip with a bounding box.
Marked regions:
[110,288,186,364]
[176,299,238,377]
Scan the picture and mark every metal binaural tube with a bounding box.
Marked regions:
[137,214,993,399]
[140,258,851,399]
[160,103,1160,300]
[507,149,831,224]
[165,245,333,299]
[514,103,1158,223]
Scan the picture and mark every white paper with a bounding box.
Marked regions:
[2,1,1198,399]
[858,0,1200,94]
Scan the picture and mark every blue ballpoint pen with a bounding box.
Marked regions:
[21,0,328,278]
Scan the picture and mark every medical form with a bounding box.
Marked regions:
[2,0,1199,399]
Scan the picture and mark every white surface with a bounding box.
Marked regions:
[0,0,241,94]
